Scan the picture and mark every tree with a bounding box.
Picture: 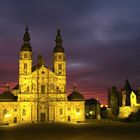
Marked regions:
[110,86,119,117]
[108,88,111,107]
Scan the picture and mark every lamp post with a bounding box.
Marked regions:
[96,98,101,120]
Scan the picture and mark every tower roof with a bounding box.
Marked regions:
[21,26,32,52]
[53,29,64,53]
[68,86,84,101]
[123,79,132,91]
[37,53,44,67]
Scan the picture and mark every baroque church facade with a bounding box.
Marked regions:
[0,27,85,124]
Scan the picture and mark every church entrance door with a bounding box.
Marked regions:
[14,117,17,123]
[40,113,46,122]
[68,116,71,121]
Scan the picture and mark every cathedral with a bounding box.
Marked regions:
[0,27,85,124]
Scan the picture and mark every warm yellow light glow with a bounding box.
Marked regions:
[89,111,93,115]
[4,113,10,118]
[100,105,103,107]
[76,112,81,116]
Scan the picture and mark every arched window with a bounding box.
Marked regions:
[41,85,45,94]
[58,64,62,70]
[24,63,27,73]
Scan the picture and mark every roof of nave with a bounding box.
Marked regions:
[12,84,19,90]
[32,65,56,76]
[32,65,37,72]
[32,65,48,72]
[68,86,84,101]
[32,54,47,72]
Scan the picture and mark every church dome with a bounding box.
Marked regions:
[0,84,17,101]
[68,86,84,101]
[0,91,17,101]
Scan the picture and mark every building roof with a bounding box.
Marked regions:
[68,87,84,101]
[20,26,32,52]
[12,84,19,90]
[53,46,64,53]
[85,98,98,105]
[21,44,32,52]
[131,90,140,96]
[37,54,44,67]
[53,29,64,53]
[0,91,17,102]
[123,79,132,91]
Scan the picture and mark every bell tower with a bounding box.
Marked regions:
[53,29,66,93]
[19,26,32,93]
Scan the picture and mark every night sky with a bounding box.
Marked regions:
[0,0,140,104]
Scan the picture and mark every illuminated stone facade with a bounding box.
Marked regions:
[0,27,85,124]
[119,90,140,118]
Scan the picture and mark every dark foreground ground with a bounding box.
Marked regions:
[0,121,140,140]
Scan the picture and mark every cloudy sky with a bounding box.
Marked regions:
[0,0,140,104]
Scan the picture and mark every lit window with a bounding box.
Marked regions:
[24,63,27,73]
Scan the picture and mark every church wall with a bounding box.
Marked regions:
[0,102,36,124]
[119,106,140,118]
[47,101,85,122]
[0,102,20,124]
[66,101,85,122]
